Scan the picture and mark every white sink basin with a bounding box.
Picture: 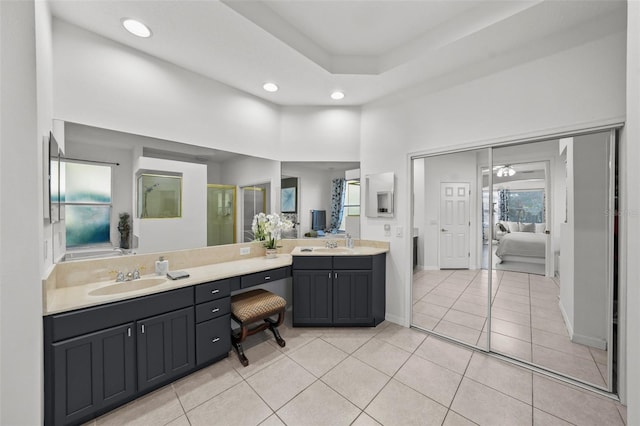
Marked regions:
[89,278,167,296]
[312,247,354,253]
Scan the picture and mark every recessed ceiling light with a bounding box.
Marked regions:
[122,18,152,38]
[263,82,279,93]
[331,91,345,100]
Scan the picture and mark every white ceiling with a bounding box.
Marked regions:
[48,0,626,106]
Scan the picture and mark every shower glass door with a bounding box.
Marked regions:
[207,184,236,246]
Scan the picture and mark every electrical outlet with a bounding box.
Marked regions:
[396,226,403,237]
[240,247,250,255]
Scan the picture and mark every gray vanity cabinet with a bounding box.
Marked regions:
[137,307,195,392]
[333,270,373,325]
[51,322,135,426]
[292,254,385,327]
[292,269,333,325]
[44,287,194,426]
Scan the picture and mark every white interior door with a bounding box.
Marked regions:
[439,182,470,269]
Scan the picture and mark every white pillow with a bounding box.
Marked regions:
[520,223,535,233]
[505,221,520,233]
[535,223,546,233]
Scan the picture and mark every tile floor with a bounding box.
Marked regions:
[85,312,626,426]
[411,268,609,389]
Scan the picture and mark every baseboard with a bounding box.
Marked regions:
[558,298,574,339]
[423,266,440,270]
[572,333,607,350]
[385,313,408,327]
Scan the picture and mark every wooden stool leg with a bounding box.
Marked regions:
[232,325,250,367]
[264,311,286,348]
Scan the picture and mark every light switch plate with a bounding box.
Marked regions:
[240,247,250,255]
[396,227,403,237]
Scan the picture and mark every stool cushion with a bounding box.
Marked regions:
[231,289,286,324]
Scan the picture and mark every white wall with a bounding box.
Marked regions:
[572,133,610,347]
[623,1,640,416]
[279,107,361,162]
[361,32,626,327]
[133,157,207,254]
[0,1,43,424]
[221,156,281,242]
[412,158,425,269]
[53,19,282,161]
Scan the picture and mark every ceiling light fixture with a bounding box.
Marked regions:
[263,82,279,92]
[121,18,152,38]
[331,91,345,100]
[496,165,516,177]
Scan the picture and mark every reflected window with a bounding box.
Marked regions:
[498,189,545,223]
[340,179,360,230]
[62,161,112,247]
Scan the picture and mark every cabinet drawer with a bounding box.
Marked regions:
[195,297,231,323]
[333,256,372,270]
[196,315,231,365]
[48,287,193,342]
[241,266,290,289]
[293,256,332,270]
[195,278,236,304]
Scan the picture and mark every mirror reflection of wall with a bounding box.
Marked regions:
[365,172,394,218]
[411,148,489,350]
[242,184,268,242]
[281,162,360,238]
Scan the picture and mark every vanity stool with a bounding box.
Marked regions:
[230,289,286,367]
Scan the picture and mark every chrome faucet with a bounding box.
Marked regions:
[115,267,141,282]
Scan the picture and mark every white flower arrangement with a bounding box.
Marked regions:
[251,212,293,249]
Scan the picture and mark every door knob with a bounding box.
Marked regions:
[441,228,448,232]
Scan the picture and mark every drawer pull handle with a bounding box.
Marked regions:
[212,337,220,343]
[211,289,220,294]
[264,276,271,280]
[211,308,220,313]
[141,324,145,334]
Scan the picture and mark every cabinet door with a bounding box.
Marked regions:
[52,323,135,426]
[333,270,373,325]
[137,307,195,391]
[293,270,333,325]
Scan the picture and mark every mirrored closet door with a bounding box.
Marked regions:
[411,129,617,392]
[411,148,491,350]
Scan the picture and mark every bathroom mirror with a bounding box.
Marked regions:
[365,172,394,218]
[281,162,361,239]
[56,121,280,260]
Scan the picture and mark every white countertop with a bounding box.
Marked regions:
[45,243,389,316]
[45,255,292,315]
[290,246,388,256]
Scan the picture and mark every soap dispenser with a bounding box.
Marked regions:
[155,256,169,276]
[346,234,354,249]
